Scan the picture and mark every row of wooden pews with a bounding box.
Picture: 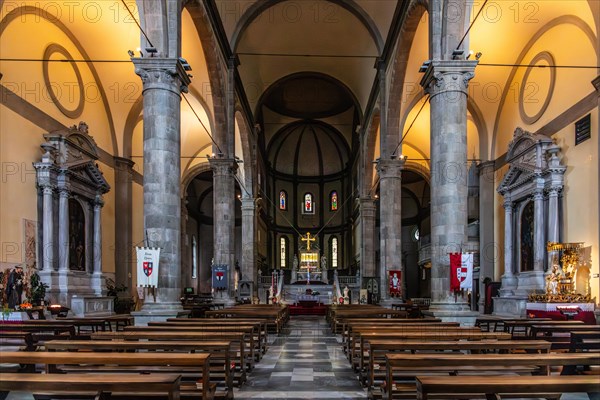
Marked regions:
[0,304,288,400]
[331,306,599,400]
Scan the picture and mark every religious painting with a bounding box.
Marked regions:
[520,201,534,272]
[23,219,37,268]
[330,190,338,211]
[69,198,86,271]
[388,270,402,297]
[303,193,314,214]
[279,190,287,210]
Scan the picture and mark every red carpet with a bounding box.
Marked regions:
[289,304,328,316]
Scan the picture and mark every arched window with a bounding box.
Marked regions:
[303,192,314,214]
[191,236,197,279]
[330,190,338,211]
[279,190,287,210]
[280,236,287,268]
[331,236,338,268]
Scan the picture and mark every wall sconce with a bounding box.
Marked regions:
[146,47,157,56]
[127,50,135,57]
[475,52,483,60]
[136,47,143,57]
[452,49,464,60]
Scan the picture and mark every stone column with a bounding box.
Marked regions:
[376,158,405,301]
[210,158,238,303]
[42,185,55,271]
[533,188,545,273]
[93,195,103,275]
[500,199,517,291]
[58,188,70,272]
[133,57,191,310]
[241,197,256,289]
[114,157,134,289]
[359,197,377,277]
[420,60,477,306]
[477,161,495,308]
[547,187,560,268]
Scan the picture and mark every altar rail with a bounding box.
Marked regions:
[338,276,358,286]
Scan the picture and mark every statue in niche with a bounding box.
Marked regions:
[69,199,86,271]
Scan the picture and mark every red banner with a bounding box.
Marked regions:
[388,270,402,297]
[449,253,462,291]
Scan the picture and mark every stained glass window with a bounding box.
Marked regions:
[330,191,338,211]
[279,190,287,210]
[192,236,197,279]
[280,237,287,268]
[304,193,314,214]
[331,237,338,268]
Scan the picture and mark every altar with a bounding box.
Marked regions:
[291,232,328,284]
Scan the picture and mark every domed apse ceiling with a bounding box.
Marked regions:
[267,121,350,177]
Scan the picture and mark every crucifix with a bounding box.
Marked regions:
[301,232,316,250]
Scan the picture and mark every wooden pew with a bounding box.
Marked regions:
[503,319,584,338]
[46,340,234,399]
[149,321,267,360]
[529,324,600,350]
[384,352,600,400]
[205,305,287,333]
[570,331,600,352]
[125,325,258,370]
[0,331,37,351]
[415,375,600,400]
[0,351,213,400]
[0,323,76,343]
[0,373,181,400]
[364,339,552,390]
[92,331,247,386]
[475,317,552,333]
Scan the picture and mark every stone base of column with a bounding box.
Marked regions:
[212,291,236,306]
[492,296,528,318]
[498,274,518,296]
[40,270,110,308]
[514,271,546,295]
[131,305,183,326]
[422,307,479,327]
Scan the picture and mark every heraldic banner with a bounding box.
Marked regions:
[450,252,473,292]
[388,270,402,297]
[136,247,160,287]
[212,264,229,290]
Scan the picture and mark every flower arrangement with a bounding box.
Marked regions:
[19,302,32,310]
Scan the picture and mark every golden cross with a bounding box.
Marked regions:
[301,232,316,250]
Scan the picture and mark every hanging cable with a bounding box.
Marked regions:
[456,0,489,51]
[120,0,154,49]
[315,187,359,237]
[391,94,430,157]
[181,93,224,156]
[257,186,303,237]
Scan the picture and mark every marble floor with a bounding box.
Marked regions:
[233,316,367,400]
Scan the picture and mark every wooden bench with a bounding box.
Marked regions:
[570,331,600,352]
[0,373,181,400]
[475,317,552,333]
[0,351,213,400]
[46,340,234,399]
[125,325,258,370]
[335,317,442,335]
[503,319,584,338]
[415,375,600,400]
[364,339,552,390]
[529,324,600,350]
[92,331,247,386]
[384,352,600,400]
[0,331,37,351]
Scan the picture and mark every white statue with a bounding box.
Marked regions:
[321,255,327,270]
[293,254,299,270]
[343,285,349,300]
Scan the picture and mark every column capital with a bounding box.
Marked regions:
[376,157,406,179]
[132,57,191,94]
[94,195,104,208]
[420,59,478,98]
[240,197,257,211]
[532,189,545,201]
[58,187,70,198]
[547,187,561,197]
[113,156,135,170]
[41,184,56,195]
[503,199,514,210]
[209,157,238,177]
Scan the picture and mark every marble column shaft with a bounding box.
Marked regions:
[533,188,545,272]
[503,199,514,279]
[359,197,376,277]
[376,159,405,299]
[241,198,256,287]
[93,196,103,274]
[478,161,495,307]
[42,185,55,271]
[420,60,477,304]
[547,187,560,267]
[210,158,238,295]
[58,188,70,271]
[114,157,134,288]
[133,57,190,307]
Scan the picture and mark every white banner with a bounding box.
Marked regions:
[136,247,160,287]
[459,253,473,290]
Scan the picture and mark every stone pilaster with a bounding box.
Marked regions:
[547,187,560,268]
[500,198,517,292]
[477,161,495,309]
[533,188,545,273]
[57,188,70,272]
[42,185,55,271]
[113,157,134,289]
[376,158,405,300]
[421,60,477,307]
[241,197,256,293]
[132,57,190,313]
[359,197,376,277]
[210,158,238,303]
[93,196,103,275]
